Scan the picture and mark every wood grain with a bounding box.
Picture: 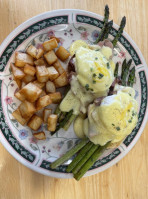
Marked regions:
[0,0,148,198]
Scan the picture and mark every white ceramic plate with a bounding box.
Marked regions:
[0,9,148,178]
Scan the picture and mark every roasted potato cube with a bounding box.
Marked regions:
[14,91,25,101]
[53,60,65,75]
[47,114,58,131]
[19,82,42,102]
[28,115,43,130]
[15,52,34,67]
[36,95,52,110]
[53,72,68,88]
[43,108,52,123]
[11,63,25,79]
[33,131,46,140]
[55,46,70,61]
[19,101,36,119]
[34,58,45,66]
[40,90,46,97]
[48,92,62,104]
[50,36,60,43]
[46,81,56,93]
[22,74,36,83]
[36,65,49,83]
[24,64,36,76]
[43,38,58,51]
[47,66,59,81]
[14,77,22,89]
[32,80,45,89]
[26,45,44,59]
[12,108,29,126]
[44,50,57,65]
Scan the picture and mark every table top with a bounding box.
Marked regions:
[0,0,148,198]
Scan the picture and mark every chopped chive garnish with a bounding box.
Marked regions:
[98,73,104,79]
[112,123,115,126]
[93,73,96,77]
[95,49,99,51]
[93,80,96,84]
[90,67,93,72]
[116,126,120,131]
[107,63,110,69]
[85,84,89,91]
[95,57,98,60]
[128,120,132,123]
[90,88,94,91]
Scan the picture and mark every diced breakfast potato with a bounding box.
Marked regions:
[24,64,36,76]
[22,74,36,83]
[53,72,68,87]
[47,114,58,131]
[43,38,58,51]
[34,58,46,66]
[11,63,25,79]
[36,95,52,110]
[53,60,65,75]
[47,66,59,81]
[48,92,62,104]
[19,101,36,119]
[15,52,34,67]
[43,108,52,123]
[28,115,43,131]
[32,80,45,89]
[50,36,60,43]
[44,50,57,65]
[33,131,46,140]
[26,45,44,59]
[14,78,22,89]
[36,65,49,82]
[46,81,56,93]
[40,90,46,97]
[55,46,70,61]
[12,108,29,126]
[14,91,25,101]
[19,82,42,102]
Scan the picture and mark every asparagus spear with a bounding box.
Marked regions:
[66,141,94,172]
[112,16,126,47]
[94,5,109,44]
[74,142,111,181]
[50,139,89,169]
[114,62,119,77]
[58,112,67,122]
[122,59,132,86]
[127,66,135,87]
[54,105,61,116]
[72,144,99,174]
[103,20,113,39]
[63,114,77,131]
[121,59,127,78]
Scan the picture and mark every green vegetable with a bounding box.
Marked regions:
[112,16,126,47]
[121,59,127,79]
[74,142,111,181]
[127,66,135,87]
[66,141,93,172]
[50,139,89,169]
[72,144,99,174]
[58,112,67,122]
[114,62,119,77]
[94,5,109,43]
[103,20,113,39]
[54,105,61,116]
[122,59,132,86]
[63,114,77,131]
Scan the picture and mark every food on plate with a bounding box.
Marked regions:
[33,131,46,140]
[55,46,70,61]
[15,52,34,67]
[28,115,43,131]
[47,114,58,131]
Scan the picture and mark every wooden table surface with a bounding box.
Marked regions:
[0,0,148,198]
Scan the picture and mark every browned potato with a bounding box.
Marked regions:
[14,77,22,89]
[28,115,43,130]
[53,60,65,75]
[36,65,49,83]
[36,95,52,110]
[47,66,59,81]
[47,114,58,131]
[11,63,25,79]
[55,46,70,61]
[22,74,36,83]
[26,45,44,59]
[33,131,46,140]
[48,92,62,104]
[32,80,45,89]
[19,82,42,102]
[12,108,29,126]
[34,58,46,66]
[19,101,36,119]
[45,81,56,93]
[24,64,36,76]
[15,52,34,67]
[44,50,57,65]
[43,108,52,123]
[14,91,25,101]
[43,38,58,51]
[50,36,60,43]
[53,72,68,88]
[39,90,46,97]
